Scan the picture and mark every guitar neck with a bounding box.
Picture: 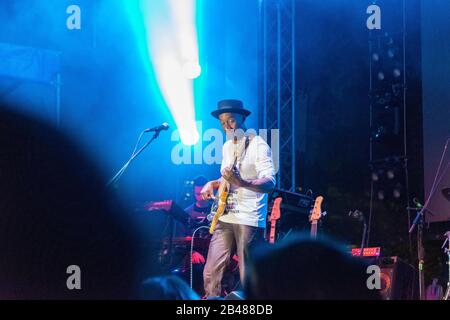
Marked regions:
[269,222,276,244]
[268,197,282,244]
[310,221,318,239]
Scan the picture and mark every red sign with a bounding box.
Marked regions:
[351,247,381,257]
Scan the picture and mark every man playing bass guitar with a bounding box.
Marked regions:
[200,99,276,298]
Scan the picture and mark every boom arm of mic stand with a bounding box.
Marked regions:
[107,131,161,187]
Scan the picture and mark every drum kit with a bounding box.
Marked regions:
[143,200,239,295]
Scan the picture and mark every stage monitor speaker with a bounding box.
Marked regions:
[132,201,188,276]
[133,200,189,244]
[378,256,419,300]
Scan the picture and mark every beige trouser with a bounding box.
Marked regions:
[203,221,263,297]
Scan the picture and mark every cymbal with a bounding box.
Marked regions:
[442,188,450,202]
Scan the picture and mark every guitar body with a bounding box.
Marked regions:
[209,180,231,234]
[209,136,250,235]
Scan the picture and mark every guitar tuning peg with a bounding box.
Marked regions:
[322,211,327,216]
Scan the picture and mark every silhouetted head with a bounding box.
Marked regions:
[244,233,381,300]
[0,105,143,299]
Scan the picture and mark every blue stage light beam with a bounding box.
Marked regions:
[138,0,201,146]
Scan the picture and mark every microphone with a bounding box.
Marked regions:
[413,197,423,209]
[145,123,169,133]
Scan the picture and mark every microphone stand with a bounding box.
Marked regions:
[408,209,425,300]
[442,232,450,300]
[349,210,367,257]
[107,130,161,188]
[360,217,368,257]
[408,138,449,300]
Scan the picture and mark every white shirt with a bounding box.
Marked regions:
[218,135,276,228]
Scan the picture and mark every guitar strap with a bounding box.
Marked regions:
[234,135,250,170]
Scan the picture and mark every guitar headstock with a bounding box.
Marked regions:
[309,196,323,223]
[270,197,282,221]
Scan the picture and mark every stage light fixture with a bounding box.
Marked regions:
[387,169,395,179]
[372,172,379,182]
[393,185,402,198]
[372,126,386,140]
[387,48,396,58]
[392,68,401,78]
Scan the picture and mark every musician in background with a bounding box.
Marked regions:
[170,176,211,295]
[201,99,276,298]
[183,176,211,265]
[184,176,211,230]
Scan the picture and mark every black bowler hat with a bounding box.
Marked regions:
[211,99,251,119]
